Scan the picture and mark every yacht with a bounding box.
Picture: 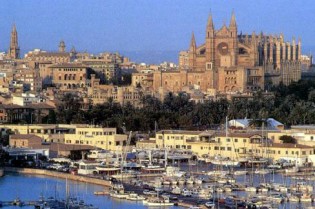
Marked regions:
[126,193,146,201]
[143,196,174,206]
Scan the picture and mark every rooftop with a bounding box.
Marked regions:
[49,63,87,68]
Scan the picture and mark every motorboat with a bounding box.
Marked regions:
[126,193,146,201]
[205,201,215,208]
[233,170,248,175]
[143,196,174,206]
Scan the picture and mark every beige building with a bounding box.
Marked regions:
[64,125,127,151]
[154,12,301,97]
[50,63,90,89]
[25,49,70,64]
[137,129,314,164]
[88,75,142,107]
[131,72,153,89]
[9,134,42,148]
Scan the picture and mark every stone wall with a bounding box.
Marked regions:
[4,167,112,187]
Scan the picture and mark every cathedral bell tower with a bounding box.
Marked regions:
[229,11,238,66]
[188,32,196,70]
[8,24,20,59]
[59,40,66,52]
[205,13,215,69]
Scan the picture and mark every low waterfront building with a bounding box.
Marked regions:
[260,143,313,166]
[137,129,315,164]
[2,124,66,143]
[9,134,42,148]
[64,125,127,151]
[136,139,157,149]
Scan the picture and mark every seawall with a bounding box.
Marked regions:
[4,167,112,187]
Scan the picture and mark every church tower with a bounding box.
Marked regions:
[205,13,215,67]
[188,32,196,70]
[229,11,238,66]
[59,40,66,52]
[8,24,20,59]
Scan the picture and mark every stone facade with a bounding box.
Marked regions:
[50,63,90,89]
[155,12,302,95]
[8,25,20,59]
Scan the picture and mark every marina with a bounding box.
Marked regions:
[4,159,315,209]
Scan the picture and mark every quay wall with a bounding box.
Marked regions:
[4,167,112,187]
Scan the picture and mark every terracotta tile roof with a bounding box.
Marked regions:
[138,140,156,143]
[10,134,42,141]
[261,143,313,149]
[49,63,87,68]
[156,130,204,135]
[32,143,94,152]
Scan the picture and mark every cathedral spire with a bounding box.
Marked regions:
[8,23,20,59]
[190,32,196,50]
[229,10,237,28]
[207,12,214,29]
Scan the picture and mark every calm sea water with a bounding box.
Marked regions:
[0,173,179,209]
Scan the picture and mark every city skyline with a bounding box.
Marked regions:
[1,0,315,63]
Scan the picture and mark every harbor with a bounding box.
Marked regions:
[4,158,315,209]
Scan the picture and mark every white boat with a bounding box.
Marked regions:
[109,190,129,199]
[233,170,248,175]
[163,180,171,185]
[300,194,313,202]
[223,186,232,193]
[211,159,240,167]
[186,178,194,184]
[207,170,228,176]
[143,197,174,206]
[126,193,146,201]
[205,201,215,208]
[182,188,192,197]
[288,195,300,202]
[178,179,186,185]
[245,186,257,192]
[267,193,284,203]
[257,187,268,193]
[254,169,271,175]
[171,179,178,185]
[194,178,203,184]
[285,166,299,173]
[171,186,181,195]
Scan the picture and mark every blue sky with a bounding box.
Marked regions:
[0,0,314,63]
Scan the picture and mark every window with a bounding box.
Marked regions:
[243,139,246,143]
[302,151,306,155]
[234,138,238,142]
[220,147,225,151]
[227,147,232,151]
[278,151,281,154]
[187,145,191,149]
[214,146,219,150]
[226,138,230,142]
[311,136,314,140]
[176,145,180,149]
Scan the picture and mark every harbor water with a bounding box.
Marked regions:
[0,173,180,209]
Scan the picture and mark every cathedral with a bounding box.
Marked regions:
[154,12,302,95]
